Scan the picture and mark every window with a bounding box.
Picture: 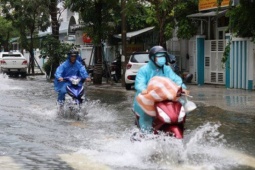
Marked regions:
[3,54,21,57]
[131,53,149,63]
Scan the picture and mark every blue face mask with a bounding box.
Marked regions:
[156,56,166,66]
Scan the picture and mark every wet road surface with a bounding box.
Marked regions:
[0,75,255,170]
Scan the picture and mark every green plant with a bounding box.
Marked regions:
[40,35,72,79]
[221,38,232,68]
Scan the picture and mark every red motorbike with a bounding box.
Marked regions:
[132,94,196,140]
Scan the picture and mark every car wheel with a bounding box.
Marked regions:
[112,75,118,83]
[125,84,132,90]
[21,72,27,78]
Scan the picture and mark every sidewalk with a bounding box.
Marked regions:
[87,81,255,114]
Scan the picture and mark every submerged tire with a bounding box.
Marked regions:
[112,75,118,83]
[125,84,132,90]
[21,72,27,78]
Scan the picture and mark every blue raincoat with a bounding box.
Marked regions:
[133,60,186,133]
[54,55,89,102]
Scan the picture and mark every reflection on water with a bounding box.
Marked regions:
[225,95,253,107]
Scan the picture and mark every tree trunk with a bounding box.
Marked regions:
[93,45,103,85]
[28,49,35,75]
[158,11,167,49]
[92,1,103,84]
[49,0,60,79]
[28,30,35,75]
[49,0,60,40]
[5,31,10,51]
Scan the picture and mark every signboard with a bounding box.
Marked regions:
[199,0,230,11]
[82,33,92,43]
[126,44,144,54]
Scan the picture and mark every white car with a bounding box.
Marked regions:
[125,52,149,90]
[0,51,28,77]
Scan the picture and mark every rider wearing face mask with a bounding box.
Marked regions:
[133,45,188,133]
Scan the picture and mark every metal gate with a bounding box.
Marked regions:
[204,40,226,84]
[188,39,197,83]
[229,38,254,89]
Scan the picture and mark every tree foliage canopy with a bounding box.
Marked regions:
[226,0,255,41]
[174,0,198,39]
[0,16,19,51]
[0,0,51,74]
[1,0,50,48]
[40,35,72,77]
[65,0,118,44]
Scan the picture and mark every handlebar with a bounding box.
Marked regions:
[59,76,84,82]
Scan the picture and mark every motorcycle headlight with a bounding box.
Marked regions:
[71,78,80,85]
[157,106,171,123]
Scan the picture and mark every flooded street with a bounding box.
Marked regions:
[0,74,255,170]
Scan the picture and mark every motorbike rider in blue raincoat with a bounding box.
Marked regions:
[133,46,189,133]
[54,50,91,104]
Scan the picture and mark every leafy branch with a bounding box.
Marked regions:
[221,37,232,68]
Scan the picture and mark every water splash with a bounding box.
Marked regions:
[32,99,119,122]
[82,100,118,123]
[77,122,242,170]
[28,106,58,120]
[0,73,22,90]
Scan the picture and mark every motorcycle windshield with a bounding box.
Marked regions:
[67,85,84,98]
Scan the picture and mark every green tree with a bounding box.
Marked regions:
[145,0,199,46]
[40,36,72,79]
[122,0,151,31]
[145,0,178,48]
[45,0,67,78]
[49,0,63,40]
[1,0,50,75]
[0,16,19,51]
[174,0,198,39]
[226,0,255,42]
[65,0,118,84]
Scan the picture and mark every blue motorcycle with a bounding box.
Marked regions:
[58,76,86,120]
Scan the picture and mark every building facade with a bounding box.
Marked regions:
[167,0,255,90]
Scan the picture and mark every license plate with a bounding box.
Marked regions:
[10,69,18,71]
[111,71,116,74]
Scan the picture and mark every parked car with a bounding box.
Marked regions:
[125,52,149,90]
[0,51,28,77]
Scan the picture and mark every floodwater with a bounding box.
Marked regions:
[0,74,255,170]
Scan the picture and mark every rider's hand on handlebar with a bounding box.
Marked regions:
[182,89,190,96]
[58,77,64,82]
[141,89,148,95]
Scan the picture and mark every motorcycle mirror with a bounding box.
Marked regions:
[169,60,176,64]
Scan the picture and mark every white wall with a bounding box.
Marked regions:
[253,45,255,87]
[75,30,84,45]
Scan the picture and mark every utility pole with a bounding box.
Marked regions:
[121,0,127,87]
